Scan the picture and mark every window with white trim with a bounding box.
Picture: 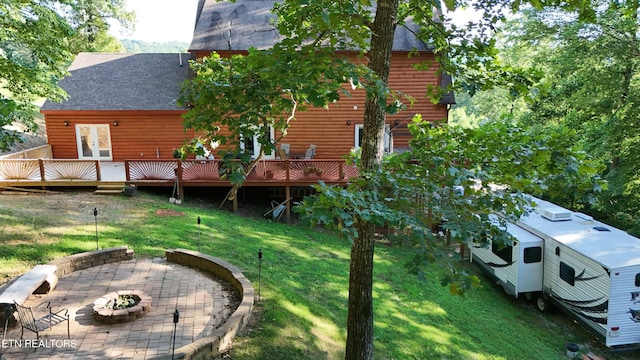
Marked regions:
[354,124,391,153]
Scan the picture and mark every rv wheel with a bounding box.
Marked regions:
[536,296,547,312]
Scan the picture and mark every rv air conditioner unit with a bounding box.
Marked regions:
[540,208,572,222]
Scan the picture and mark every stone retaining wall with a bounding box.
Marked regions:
[154,248,255,360]
[3,246,251,359]
[46,246,134,278]
[0,246,134,327]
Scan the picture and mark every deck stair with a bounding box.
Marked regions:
[95,183,126,195]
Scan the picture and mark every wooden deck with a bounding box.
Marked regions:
[0,146,357,221]
[0,158,359,188]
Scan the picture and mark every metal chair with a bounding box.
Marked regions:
[280,144,290,157]
[303,149,314,159]
[13,301,69,340]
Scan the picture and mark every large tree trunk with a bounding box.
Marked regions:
[345,1,398,359]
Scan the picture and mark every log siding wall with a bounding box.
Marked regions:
[43,52,447,161]
[44,110,194,161]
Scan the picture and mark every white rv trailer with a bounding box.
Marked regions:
[469,196,640,347]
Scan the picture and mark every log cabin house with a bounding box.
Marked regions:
[41,0,454,163]
[40,52,192,162]
[20,0,455,215]
[188,0,455,159]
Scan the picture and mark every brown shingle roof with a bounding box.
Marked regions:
[41,53,191,111]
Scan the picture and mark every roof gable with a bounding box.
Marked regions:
[41,53,191,112]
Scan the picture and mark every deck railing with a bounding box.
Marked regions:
[0,159,100,181]
[125,159,359,184]
[0,158,358,185]
[0,145,52,160]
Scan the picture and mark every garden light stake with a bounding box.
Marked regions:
[258,248,263,302]
[93,207,98,250]
[172,308,179,359]
[197,216,201,252]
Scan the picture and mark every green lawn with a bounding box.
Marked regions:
[0,190,634,359]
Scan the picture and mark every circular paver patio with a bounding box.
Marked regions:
[0,258,238,360]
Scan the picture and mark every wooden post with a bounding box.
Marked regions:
[233,192,238,213]
[38,159,45,181]
[177,161,184,202]
[285,186,291,223]
[124,161,131,181]
[95,160,101,181]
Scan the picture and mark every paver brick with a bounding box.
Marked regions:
[1,259,236,360]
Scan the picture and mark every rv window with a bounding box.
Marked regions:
[635,273,640,287]
[523,247,542,263]
[491,242,513,264]
[560,262,575,286]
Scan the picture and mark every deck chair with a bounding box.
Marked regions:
[278,148,288,159]
[264,198,291,221]
[280,144,290,157]
[303,149,314,159]
[13,301,69,340]
[308,144,317,157]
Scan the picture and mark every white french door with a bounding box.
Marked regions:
[240,125,275,160]
[76,124,113,160]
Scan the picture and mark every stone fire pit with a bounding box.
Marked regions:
[93,290,152,324]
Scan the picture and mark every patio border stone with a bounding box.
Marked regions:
[47,246,134,278]
[152,248,255,360]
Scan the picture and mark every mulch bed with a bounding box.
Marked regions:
[155,209,186,217]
